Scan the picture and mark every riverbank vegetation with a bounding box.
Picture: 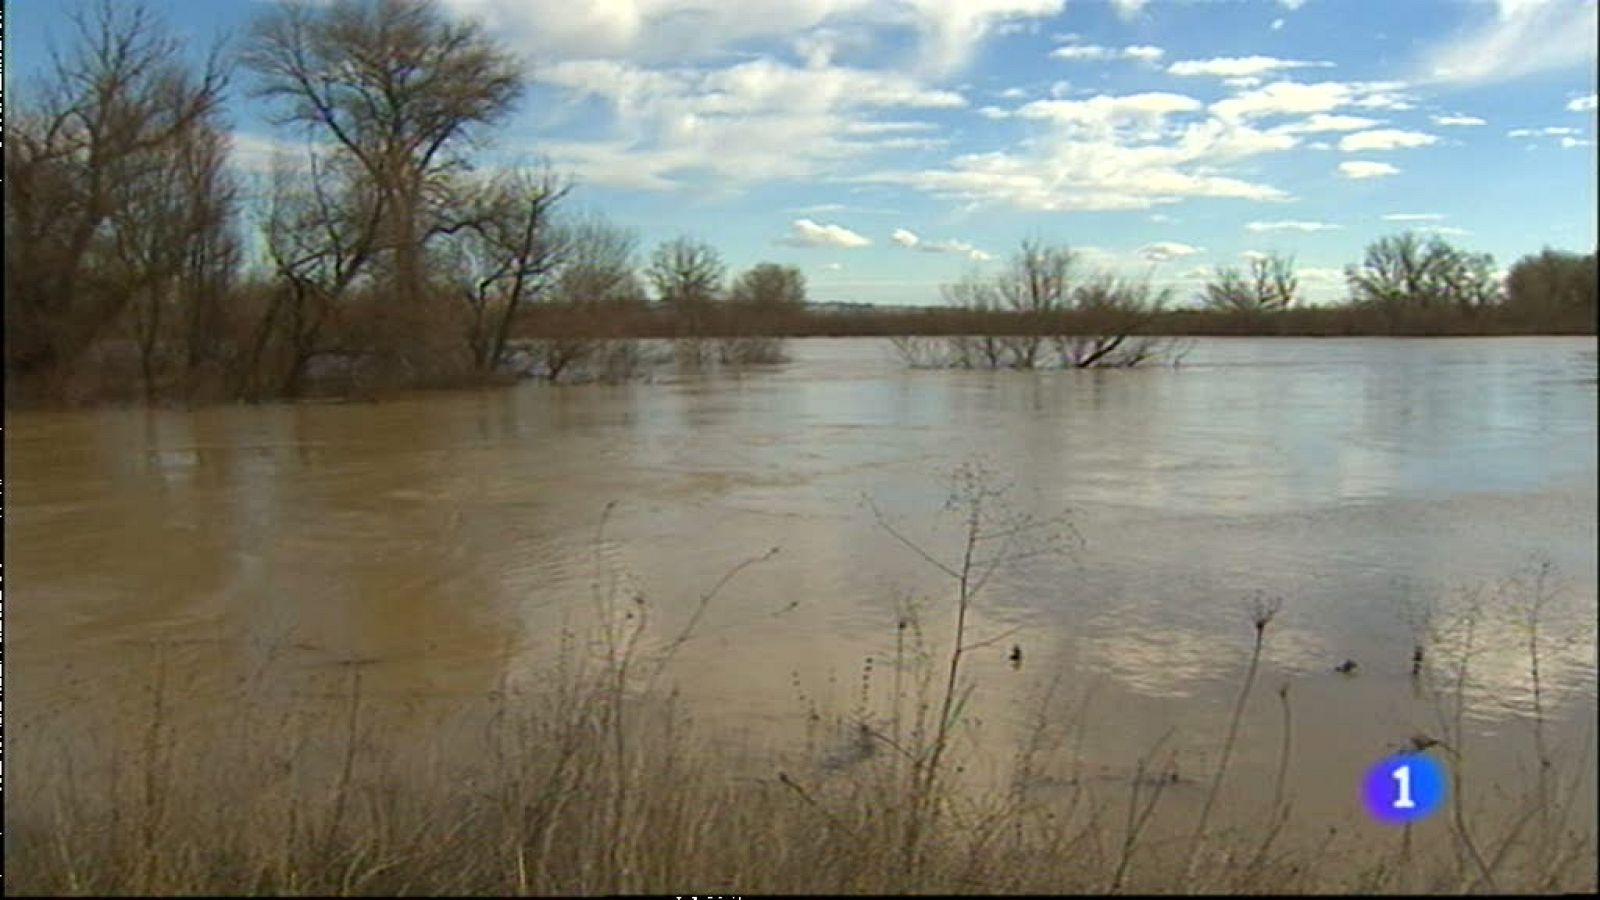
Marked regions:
[6,0,1595,407]
[7,471,1595,895]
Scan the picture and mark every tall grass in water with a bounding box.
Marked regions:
[6,480,1596,895]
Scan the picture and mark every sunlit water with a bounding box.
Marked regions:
[8,337,1597,841]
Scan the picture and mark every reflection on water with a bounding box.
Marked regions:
[8,337,1597,828]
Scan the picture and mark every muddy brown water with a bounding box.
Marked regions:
[7,336,1597,848]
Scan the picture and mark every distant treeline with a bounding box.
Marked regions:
[6,0,1595,406]
[517,288,1597,341]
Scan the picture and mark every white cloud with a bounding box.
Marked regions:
[860,154,1288,212]
[1052,43,1166,63]
[1110,0,1148,20]
[1052,44,1116,61]
[1418,0,1597,85]
[1139,241,1203,262]
[1211,80,1414,121]
[1507,125,1583,137]
[1570,93,1599,112]
[1278,0,1308,9]
[444,0,1066,73]
[1381,213,1444,221]
[859,84,1305,212]
[1338,160,1401,179]
[1018,92,1203,130]
[781,219,872,248]
[1178,118,1302,158]
[1270,18,1285,30]
[845,120,940,135]
[1124,45,1166,63]
[820,262,846,272]
[1167,56,1332,79]
[791,202,901,216]
[1275,113,1384,133]
[1416,225,1471,236]
[978,106,1012,119]
[1246,220,1341,232]
[1560,135,1594,148]
[1294,267,1348,304]
[1337,128,1439,152]
[998,87,1029,100]
[890,227,993,261]
[535,57,964,190]
[993,18,1041,37]
[1432,114,1487,126]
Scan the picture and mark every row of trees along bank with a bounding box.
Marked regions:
[6,0,1595,404]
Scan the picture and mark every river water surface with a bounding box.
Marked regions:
[8,336,1598,842]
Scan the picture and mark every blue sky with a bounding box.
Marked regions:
[9,0,1598,305]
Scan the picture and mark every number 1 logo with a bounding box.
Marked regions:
[1363,754,1446,825]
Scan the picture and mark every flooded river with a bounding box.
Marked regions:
[7,336,1597,842]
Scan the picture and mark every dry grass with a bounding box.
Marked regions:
[7,479,1596,896]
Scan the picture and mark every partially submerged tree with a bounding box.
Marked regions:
[1055,274,1176,368]
[251,150,386,398]
[994,239,1073,367]
[541,213,651,381]
[942,270,1005,369]
[448,167,571,374]
[1201,252,1299,313]
[928,239,1180,370]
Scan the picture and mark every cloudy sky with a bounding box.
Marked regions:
[10,0,1598,305]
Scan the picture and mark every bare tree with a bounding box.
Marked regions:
[994,239,1073,367]
[648,236,726,313]
[250,150,385,398]
[5,0,228,386]
[172,125,244,397]
[728,263,807,309]
[243,0,525,361]
[1202,252,1299,313]
[1054,274,1176,369]
[112,121,240,402]
[554,212,647,308]
[1346,232,1501,316]
[545,213,650,381]
[942,270,1004,369]
[647,236,725,361]
[449,167,571,374]
[721,263,804,364]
